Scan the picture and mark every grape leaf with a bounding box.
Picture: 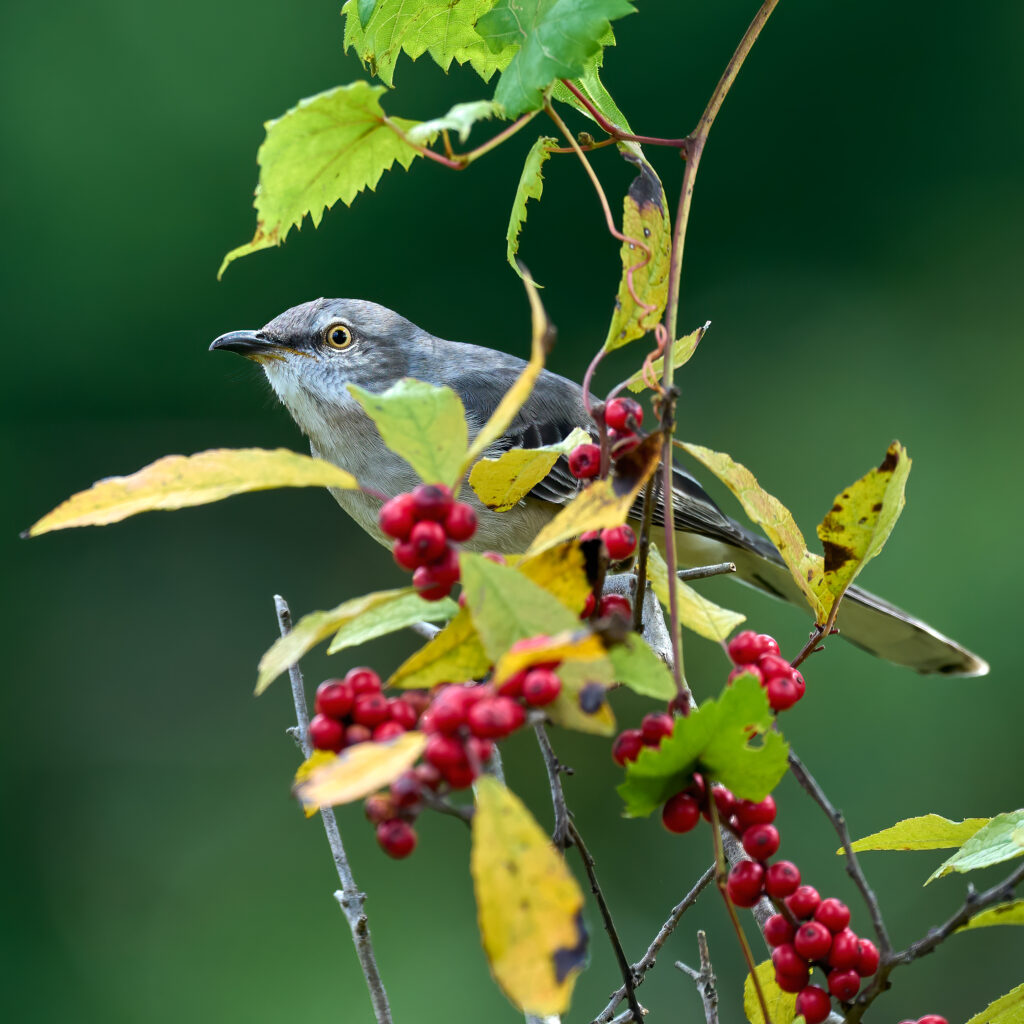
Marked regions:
[477,0,636,118]
[349,378,469,488]
[551,42,632,133]
[472,777,587,1015]
[957,900,1024,933]
[356,0,377,29]
[607,635,676,700]
[618,675,789,816]
[624,322,709,392]
[406,99,502,145]
[219,82,427,276]
[505,136,559,279]
[744,960,797,1024]
[26,448,358,537]
[844,814,991,854]
[926,810,1024,884]
[327,591,457,654]
[963,983,1024,1024]
[341,0,512,86]
[603,157,672,352]
[470,427,591,511]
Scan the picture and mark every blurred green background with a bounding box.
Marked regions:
[4,1,1022,1020]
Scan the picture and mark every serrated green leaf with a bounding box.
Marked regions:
[817,442,911,611]
[327,591,457,654]
[844,814,990,854]
[478,0,635,118]
[219,82,427,276]
[470,427,591,511]
[342,0,512,87]
[608,635,676,700]
[356,0,377,29]
[926,810,1024,884]
[964,983,1024,1024]
[603,158,672,352]
[506,136,558,280]
[550,42,632,133]
[407,99,502,145]
[625,323,709,392]
[348,378,468,488]
[744,960,797,1024]
[618,675,788,817]
[957,900,1024,933]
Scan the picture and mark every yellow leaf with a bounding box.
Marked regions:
[957,900,1024,933]
[548,658,617,736]
[493,630,607,684]
[817,442,912,608]
[26,448,359,537]
[964,983,1024,1024]
[387,605,492,690]
[678,442,828,623]
[516,542,593,615]
[470,427,591,512]
[526,435,661,557]
[292,732,427,812]
[472,777,587,1016]
[293,751,336,818]
[744,960,797,1024]
[844,814,990,854]
[624,322,709,392]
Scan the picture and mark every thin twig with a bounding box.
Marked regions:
[787,750,892,952]
[631,477,657,632]
[533,722,573,849]
[676,930,719,1024]
[559,78,690,148]
[419,787,474,827]
[408,620,441,641]
[274,596,393,1024]
[677,562,737,582]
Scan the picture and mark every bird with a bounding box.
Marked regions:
[211,297,987,677]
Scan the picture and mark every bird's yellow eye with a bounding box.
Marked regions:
[324,324,353,350]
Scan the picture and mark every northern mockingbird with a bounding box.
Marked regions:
[211,297,987,677]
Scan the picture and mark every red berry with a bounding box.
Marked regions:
[467,696,525,739]
[687,773,707,803]
[364,793,396,824]
[315,679,355,719]
[766,861,802,899]
[424,733,467,770]
[412,564,454,601]
[661,792,701,833]
[608,428,640,456]
[522,669,562,706]
[605,397,644,431]
[765,914,795,947]
[641,712,675,746]
[702,784,736,821]
[389,771,422,808]
[668,693,692,717]
[728,663,764,686]
[743,823,780,861]
[758,653,794,680]
[410,483,453,521]
[497,669,528,698]
[388,698,419,730]
[792,668,806,697]
[599,593,632,620]
[727,630,777,665]
[611,729,644,765]
[580,530,601,542]
[346,667,382,695]
[378,493,416,540]
[408,520,448,564]
[786,885,821,919]
[345,723,372,746]
[917,1017,950,1024]
[794,984,831,1024]
[393,539,421,571]
[444,502,477,542]
[568,443,601,479]
[855,937,880,977]
[425,691,469,733]
[735,794,777,827]
[774,967,810,993]
[414,763,443,790]
[726,860,765,907]
[767,674,801,711]
[602,525,637,560]
[309,713,346,752]
[794,921,833,960]
[581,592,597,618]
[372,721,406,742]
[828,967,860,1001]
[827,928,860,970]
[352,693,390,728]
[771,943,806,977]
[465,736,495,765]
[376,819,417,859]
[815,897,851,933]
[481,550,507,565]
[441,761,477,789]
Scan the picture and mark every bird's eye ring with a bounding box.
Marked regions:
[324,324,353,350]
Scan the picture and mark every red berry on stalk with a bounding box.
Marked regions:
[735,794,777,827]
[668,693,692,717]
[794,985,831,1024]
[497,669,528,698]
[828,967,860,1001]
[727,630,777,665]
[599,593,632,620]
[792,668,806,698]
[465,736,494,765]
[580,530,601,542]
[786,885,821,919]
[827,928,860,970]
[767,674,801,711]
[315,679,355,719]
[611,729,644,765]
[372,721,405,742]
[415,763,442,790]
[602,525,637,560]
[442,761,477,789]
[466,696,525,739]
[378,493,416,540]
[522,669,562,706]
[376,819,417,859]
[765,913,795,947]
[389,771,422,808]
[568,443,601,479]
[409,520,448,564]
[726,860,765,907]
[393,539,421,571]
[728,663,764,686]
[388,698,419,730]
[345,723,372,747]
[424,733,467,770]
[855,938,880,977]
[794,921,832,961]
[364,793,396,824]
[605,397,644,431]
[641,712,674,746]
[444,502,477,542]
[661,792,701,833]
[743,823,781,860]
[758,653,794,680]
[774,967,810,993]
[702,784,736,822]
[815,897,851,933]
[917,1017,950,1024]
[309,713,346,752]
[766,861,802,899]
[410,483,453,521]
[770,943,806,977]
[412,563,454,601]
[352,693,391,728]
[346,667,382,694]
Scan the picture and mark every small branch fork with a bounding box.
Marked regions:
[274,596,393,1024]
[676,930,719,1024]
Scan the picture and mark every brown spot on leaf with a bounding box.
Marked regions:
[831,503,843,513]
[879,448,900,473]
[625,157,664,213]
[552,910,589,982]
[822,539,856,574]
[872,502,883,512]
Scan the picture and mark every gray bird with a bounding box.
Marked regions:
[211,297,987,677]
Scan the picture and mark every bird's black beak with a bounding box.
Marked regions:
[209,329,280,358]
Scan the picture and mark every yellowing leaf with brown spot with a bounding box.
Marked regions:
[472,777,587,1016]
[648,544,745,643]
[678,442,828,622]
[470,427,591,511]
[844,814,990,854]
[387,605,492,690]
[744,960,797,1024]
[493,629,606,684]
[26,448,359,537]
[817,442,911,608]
[624,322,709,392]
[527,435,661,556]
[293,732,427,813]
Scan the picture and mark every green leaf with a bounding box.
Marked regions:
[477,0,636,118]
[744,960,797,1024]
[926,810,1024,884]
[550,42,632,133]
[618,675,788,817]
[603,158,672,352]
[219,82,427,276]
[963,983,1024,1024]
[816,442,911,609]
[348,378,469,488]
[356,0,377,29]
[625,323,709,392]
[844,814,990,854]
[406,99,502,145]
[505,136,558,280]
[327,591,457,654]
[470,427,591,511]
[957,900,1024,933]
[342,0,512,87]
[27,448,359,537]
[608,635,676,700]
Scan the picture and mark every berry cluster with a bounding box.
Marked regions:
[727,630,807,713]
[378,483,478,601]
[568,397,646,479]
